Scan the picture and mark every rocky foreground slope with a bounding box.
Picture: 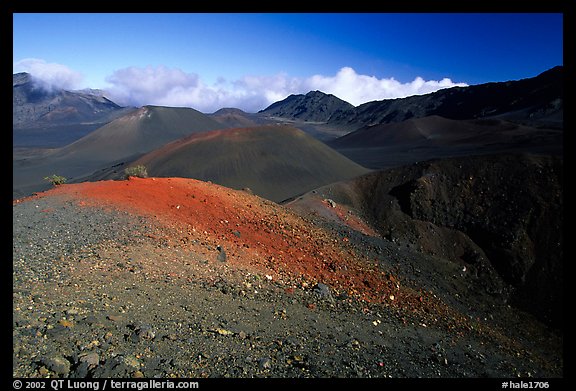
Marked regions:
[13,172,562,378]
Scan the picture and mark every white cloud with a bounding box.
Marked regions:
[105,65,200,106]
[13,58,83,91]
[304,67,468,106]
[103,65,467,113]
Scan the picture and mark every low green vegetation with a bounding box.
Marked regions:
[124,165,148,179]
[44,174,67,186]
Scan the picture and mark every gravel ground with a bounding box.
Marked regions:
[13,194,562,379]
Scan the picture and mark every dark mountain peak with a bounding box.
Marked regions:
[304,90,347,104]
[258,94,299,113]
[259,90,354,122]
[256,66,562,130]
[305,90,329,98]
[536,65,562,78]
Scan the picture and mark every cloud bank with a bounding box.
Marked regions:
[13,58,84,92]
[105,66,304,113]
[307,67,468,105]
[13,60,468,112]
[105,65,467,113]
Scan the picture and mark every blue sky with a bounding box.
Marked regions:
[13,13,563,113]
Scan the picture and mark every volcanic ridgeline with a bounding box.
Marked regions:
[13,105,226,198]
[259,66,563,130]
[117,124,371,203]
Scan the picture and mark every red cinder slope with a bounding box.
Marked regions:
[30,177,442,314]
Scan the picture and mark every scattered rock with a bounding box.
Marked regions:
[121,355,140,369]
[347,339,361,349]
[83,315,100,325]
[288,355,306,368]
[107,315,124,322]
[44,325,71,342]
[78,352,100,370]
[213,328,234,336]
[58,319,74,328]
[42,355,71,376]
[258,357,272,370]
[136,324,156,340]
[324,199,337,208]
[313,283,335,303]
[217,246,227,262]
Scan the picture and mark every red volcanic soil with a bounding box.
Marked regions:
[35,177,405,304]
[25,176,477,331]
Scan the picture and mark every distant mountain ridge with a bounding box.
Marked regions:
[13,72,135,147]
[13,72,130,129]
[259,67,563,130]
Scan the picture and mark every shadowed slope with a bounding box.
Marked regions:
[329,115,562,169]
[331,115,562,148]
[130,125,370,202]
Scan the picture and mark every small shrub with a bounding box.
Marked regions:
[44,174,67,186]
[124,165,148,179]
